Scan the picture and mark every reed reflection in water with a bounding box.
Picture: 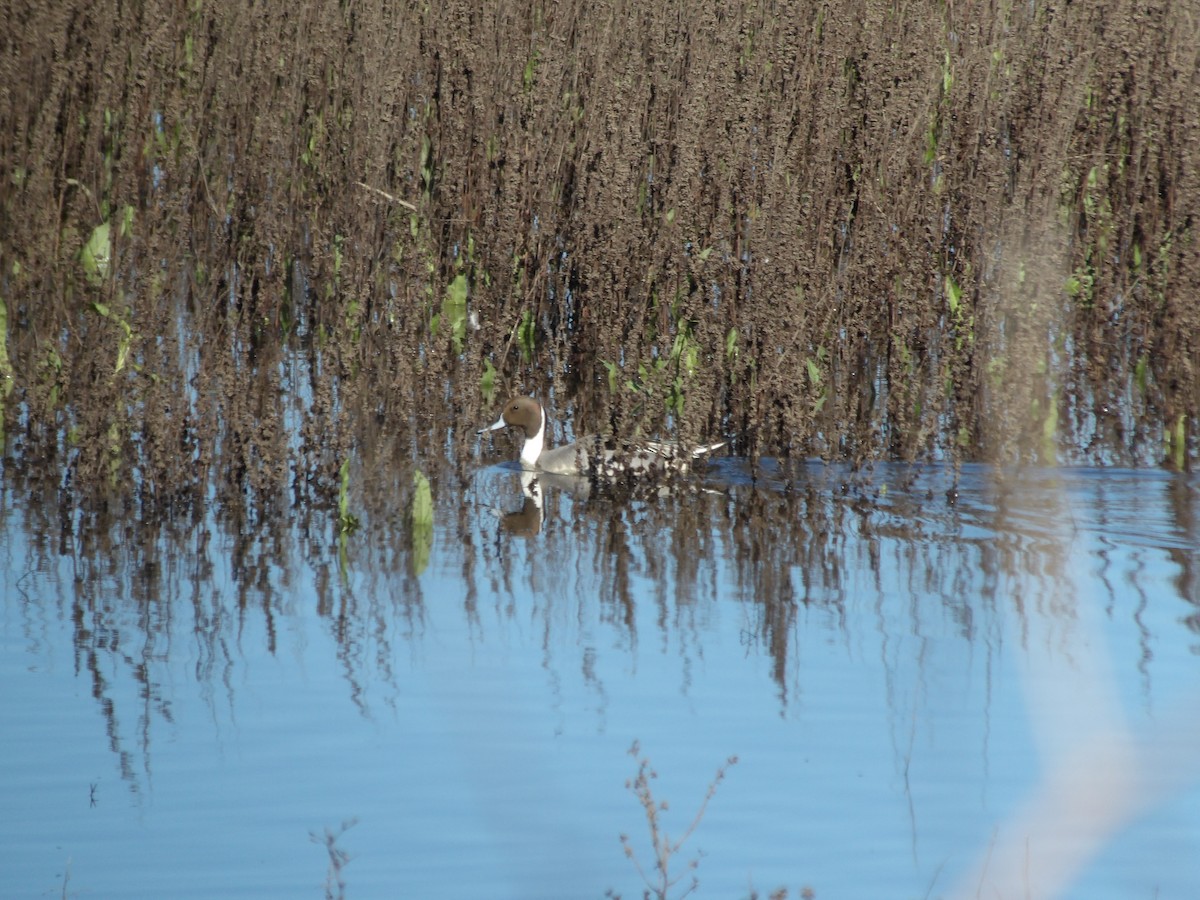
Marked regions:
[2,462,1199,898]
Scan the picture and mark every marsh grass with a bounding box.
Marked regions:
[3,0,1195,512]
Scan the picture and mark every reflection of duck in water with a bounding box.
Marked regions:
[497,472,545,536]
[493,469,599,536]
[478,396,725,476]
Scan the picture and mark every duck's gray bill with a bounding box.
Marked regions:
[477,415,506,435]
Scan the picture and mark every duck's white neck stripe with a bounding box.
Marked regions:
[519,407,547,467]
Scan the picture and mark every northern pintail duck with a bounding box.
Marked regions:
[478,396,725,476]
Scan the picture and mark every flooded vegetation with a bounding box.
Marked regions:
[3,0,1199,509]
[3,0,1200,897]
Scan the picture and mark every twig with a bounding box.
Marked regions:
[311,817,358,900]
[618,741,738,899]
[354,181,417,211]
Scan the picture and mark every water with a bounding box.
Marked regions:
[3,461,1200,899]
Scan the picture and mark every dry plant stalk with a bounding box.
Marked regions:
[310,817,358,900]
[618,740,738,900]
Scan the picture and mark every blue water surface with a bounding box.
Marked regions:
[2,461,1199,898]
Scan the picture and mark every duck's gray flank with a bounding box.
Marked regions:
[478,396,724,476]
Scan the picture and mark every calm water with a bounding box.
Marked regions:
[3,460,1200,898]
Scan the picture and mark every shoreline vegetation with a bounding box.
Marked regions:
[2,0,1197,518]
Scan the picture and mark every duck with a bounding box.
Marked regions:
[478,396,725,476]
